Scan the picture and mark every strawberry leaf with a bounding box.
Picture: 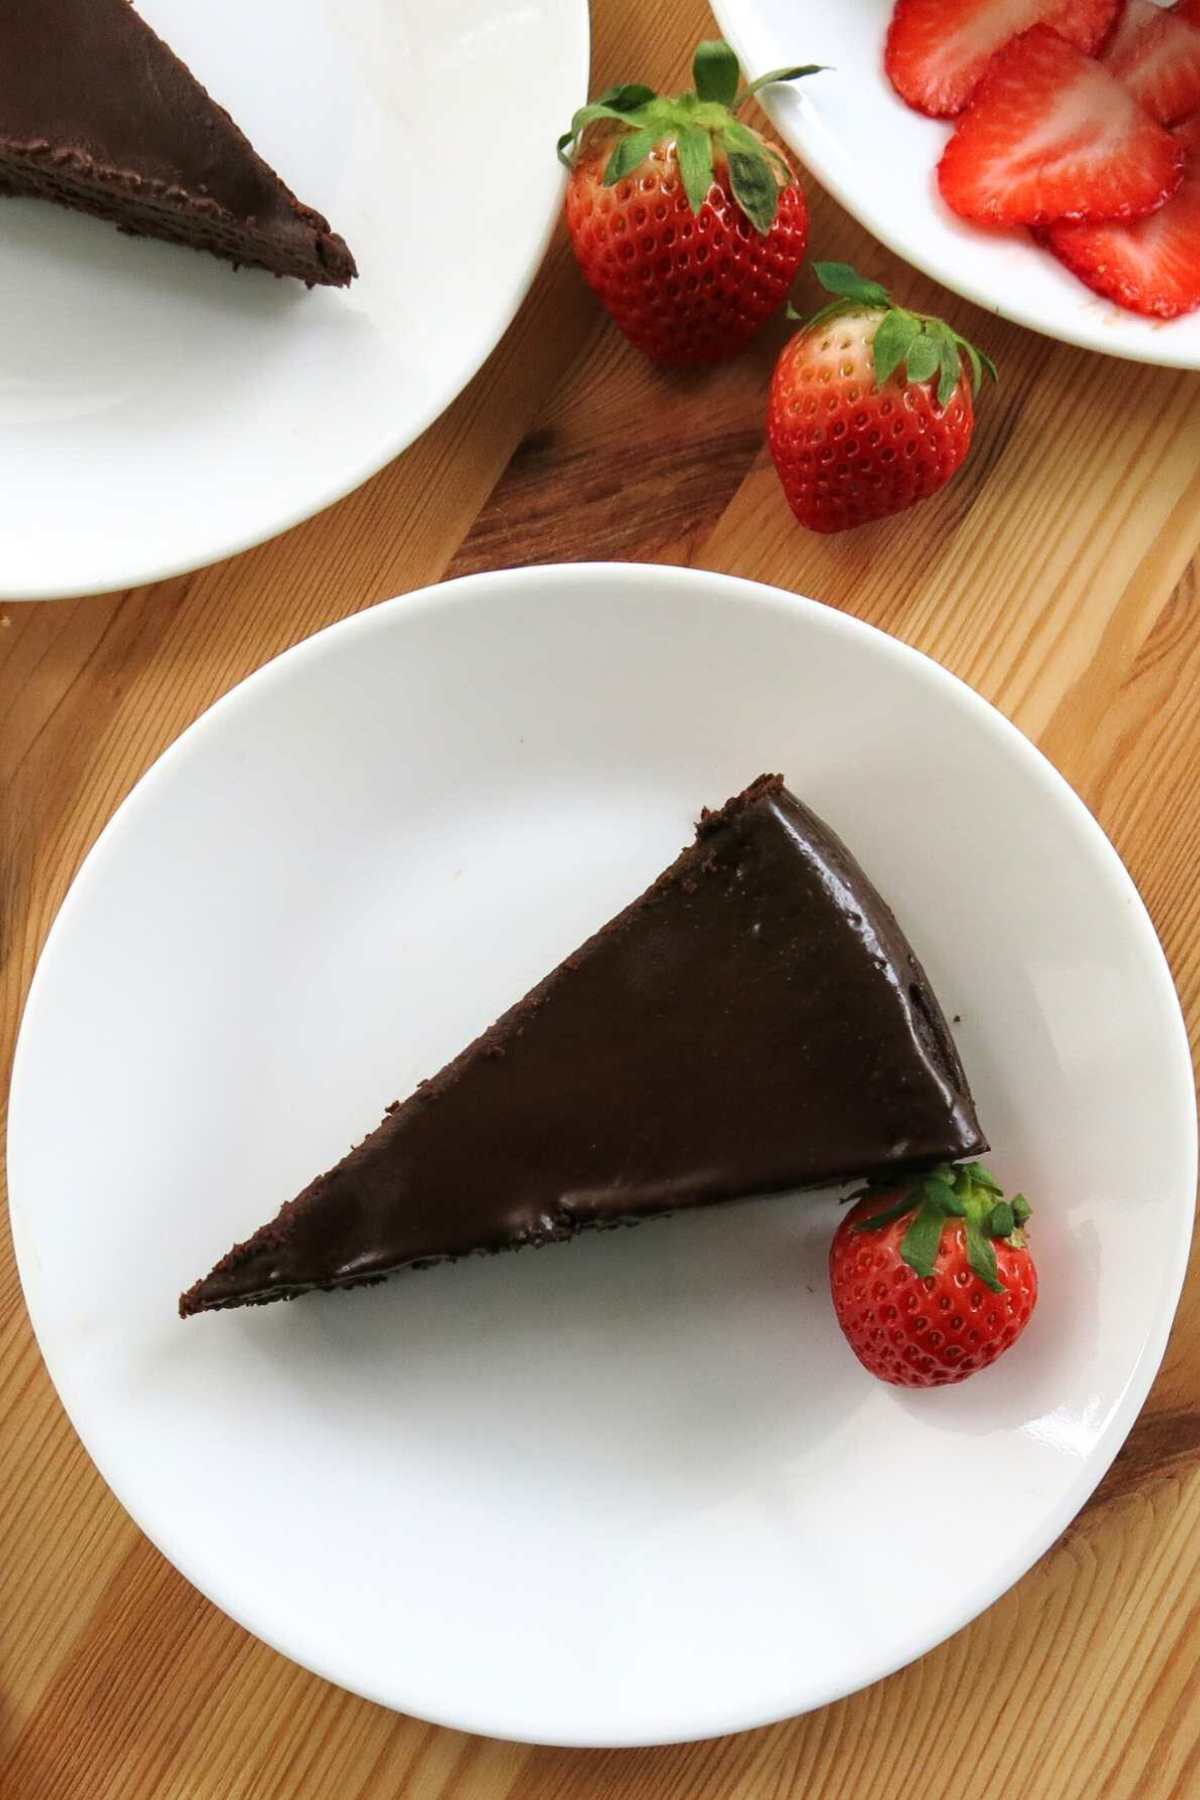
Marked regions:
[899,1196,946,1280]
[936,341,961,409]
[904,329,940,386]
[556,99,657,164]
[602,129,657,185]
[677,124,716,213]
[872,309,920,388]
[693,39,740,107]
[951,332,996,397]
[598,82,658,111]
[814,262,891,308]
[987,1200,1015,1239]
[721,118,769,157]
[1012,1194,1032,1226]
[743,62,826,99]
[762,142,796,186]
[853,1190,920,1232]
[964,1162,1002,1194]
[927,1175,965,1216]
[965,1213,1004,1293]
[728,148,779,233]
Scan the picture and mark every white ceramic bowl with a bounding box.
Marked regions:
[712,0,1200,367]
[9,564,1195,1744]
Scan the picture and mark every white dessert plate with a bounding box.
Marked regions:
[711,0,1200,368]
[0,0,588,600]
[8,563,1195,1746]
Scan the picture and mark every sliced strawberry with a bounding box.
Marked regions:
[885,0,1120,117]
[1103,0,1200,123]
[938,26,1184,226]
[1042,115,1200,317]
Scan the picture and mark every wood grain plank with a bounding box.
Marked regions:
[4,0,1200,1792]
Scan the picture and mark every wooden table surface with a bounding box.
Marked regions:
[4,3,1200,1796]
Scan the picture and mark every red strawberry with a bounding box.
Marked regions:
[829,1164,1038,1388]
[1102,0,1200,123]
[767,263,995,534]
[1042,114,1200,316]
[938,26,1185,226]
[885,0,1119,118]
[558,41,819,366]
[1177,0,1200,24]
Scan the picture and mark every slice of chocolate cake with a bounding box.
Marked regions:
[180,776,986,1315]
[0,0,355,286]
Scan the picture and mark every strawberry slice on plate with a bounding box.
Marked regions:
[1042,114,1200,317]
[885,0,1120,117]
[1103,0,1200,123]
[938,26,1185,226]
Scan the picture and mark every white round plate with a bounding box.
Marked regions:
[711,0,1200,368]
[9,564,1195,1746]
[0,0,588,601]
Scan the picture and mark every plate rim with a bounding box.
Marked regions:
[8,562,1198,1745]
[710,0,1200,371]
[2,0,590,604]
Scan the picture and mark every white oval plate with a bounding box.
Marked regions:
[9,564,1195,1746]
[711,0,1200,368]
[0,0,588,601]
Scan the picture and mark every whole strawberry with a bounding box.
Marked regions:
[830,1164,1037,1388]
[768,262,996,532]
[557,41,820,365]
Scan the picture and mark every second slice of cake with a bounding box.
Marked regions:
[0,0,356,286]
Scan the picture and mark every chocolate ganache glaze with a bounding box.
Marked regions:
[180,776,985,1315]
[0,0,355,286]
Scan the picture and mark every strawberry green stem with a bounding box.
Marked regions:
[792,262,998,406]
[855,1163,1027,1294]
[556,41,823,233]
